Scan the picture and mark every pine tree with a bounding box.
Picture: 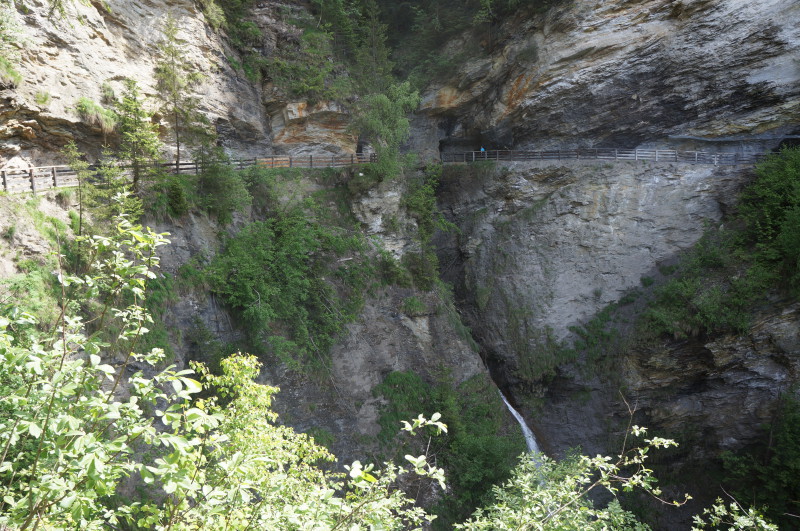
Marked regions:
[116,79,162,193]
[154,13,206,170]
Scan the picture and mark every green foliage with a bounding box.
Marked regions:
[196,160,252,224]
[0,213,172,527]
[456,426,686,530]
[154,14,209,165]
[351,82,420,180]
[241,165,281,215]
[376,0,557,87]
[207,207,370,371]
[1,224,14,241]
[401,163,458,290]
[197,0,226,30]
[63,143,141,243]
[377,250,413,287]
[269,27,347,101]
[74,97,117,136]
[644,229,775,338]
[100,81,115,104]
[34,91,50,107]
[115,79,163,193]
[721,395,800,529]
[739,147,800,290]
[402,295,427,316]
[374,371,524,525]
[692,498,777,531]
[0,262,59,329]
[311,0,394,94]
[0,210,445,528]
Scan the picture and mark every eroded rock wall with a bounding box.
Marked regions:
[0,0,357,167]
[419,0,800,155]
[436,159,799,465]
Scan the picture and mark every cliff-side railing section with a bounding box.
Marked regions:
[1,147,769,194]
[441,148,769,165]
[0,153,377,194]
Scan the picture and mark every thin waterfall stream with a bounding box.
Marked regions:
[499,392,541,454]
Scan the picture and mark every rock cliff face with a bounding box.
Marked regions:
[419,0,800,474]
[2,0,799,514]
[1,0,268,165]
[436,157,800,475]
[148,177,489,466]
[418,0,800,155]
[0,0,356,168]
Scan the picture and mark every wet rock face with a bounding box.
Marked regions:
[621,303,800,453]
[435,160,800,462]
[421,0,800,154]
[437,160,747,349]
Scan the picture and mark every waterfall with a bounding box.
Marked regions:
[500,392,541,454]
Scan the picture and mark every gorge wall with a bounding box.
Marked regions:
[435,160,800,459]
[0,0,356,167]
[1,0,799,523]
[415,0,800,156]
[415,0,800,516]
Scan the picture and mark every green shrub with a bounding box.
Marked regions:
[643,228,775,338]
[241,165,281,215]
[34,91,51,107]
[100,81,116,104]
[165,176,190,217]
[377,251,413,287]
[722,395,800,529]
[374,371,524,527]
[0,56,21,88]
[402,295,426,316]
[1,223,15,241]
[197,163,252,223]
[207,208,370,371]
[197,0,226,29]
[740,147,800,290]
[75,97,117,135]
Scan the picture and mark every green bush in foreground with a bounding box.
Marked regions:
[0,206,442,529]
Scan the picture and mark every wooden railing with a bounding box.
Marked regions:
[441,148,770,166]
[0,153,377,194]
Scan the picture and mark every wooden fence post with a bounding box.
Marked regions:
[655,150,659,162]
[52,167,58,188]
[289,156,293,168]
[29,168,37,194]
[310,155,313,168]
[1,170,6,193]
